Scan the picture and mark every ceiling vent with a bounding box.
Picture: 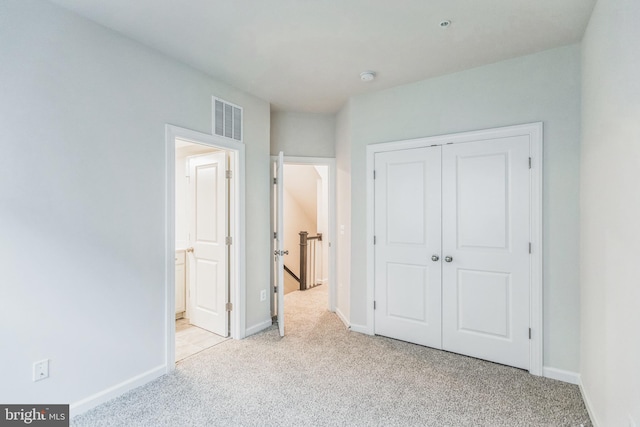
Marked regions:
[213,97,243,142]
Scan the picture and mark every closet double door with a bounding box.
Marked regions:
[374,136,531,369]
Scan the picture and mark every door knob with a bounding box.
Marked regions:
[186,247,194,253]
[274,250,289,256]
[431,255,439,262]
[445,256,453,262]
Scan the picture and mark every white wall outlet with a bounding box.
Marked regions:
[260,290,267,301]
[33,359,49,382]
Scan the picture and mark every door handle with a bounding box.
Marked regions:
[186,247,194,253]
[431,255,439,262]
[444,256,453,262]
[274,250,289,256]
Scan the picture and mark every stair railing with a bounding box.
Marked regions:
[299,231,322,290]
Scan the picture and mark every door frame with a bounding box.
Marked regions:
[165,124,246,371]
[365,122,543,375]
[269,156,337,313]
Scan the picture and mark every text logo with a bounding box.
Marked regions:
[1,405,69,427]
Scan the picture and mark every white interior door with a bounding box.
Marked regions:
[441,137,530,369]
[188,152,229,337]
[374,147,442,348]
[275,152,285,337]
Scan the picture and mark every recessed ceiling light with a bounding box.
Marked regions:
[360,71,376,82]
[440,20,451,28]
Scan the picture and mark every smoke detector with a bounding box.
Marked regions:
[360,71,376,82]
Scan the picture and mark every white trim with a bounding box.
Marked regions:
[165,124,247,372]
[70,365,165,417]
[270,156,338,314]
[528,123,544,376]
[542,367,580,385]
[365,147,376,335]
[579,378,601,427]
[348,323,372,335]
[335,308,350,328]
[365,122,544,375]
[245,319,273,337]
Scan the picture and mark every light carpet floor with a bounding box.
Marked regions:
[72,285,591,426]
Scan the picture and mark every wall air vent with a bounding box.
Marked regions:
[213,97,243,142]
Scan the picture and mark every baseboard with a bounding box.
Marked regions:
[542,366,580,385]
[348,323,372,335]
[579,376,601,427]
[335,308,349,328]
[245,318,272,337]
[70,364,165,417]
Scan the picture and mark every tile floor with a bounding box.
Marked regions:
[175,318,229,362]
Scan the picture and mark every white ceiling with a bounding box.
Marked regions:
[49,0,596,113]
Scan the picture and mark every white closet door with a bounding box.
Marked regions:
[374,147,442,348]
[441,137,530,369]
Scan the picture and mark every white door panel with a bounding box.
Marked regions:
[374,147,442,348]
[188,152,228,337]
[456,269,511,338]
[275,152,285,337]
[442,136,530,369]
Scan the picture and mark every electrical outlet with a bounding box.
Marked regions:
[260,290,267,301]
[33,359,49,382]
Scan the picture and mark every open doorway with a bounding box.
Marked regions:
[166,125,246,370]
[271,156,336,335]
[174,139,230,361]
[281,164,329,295]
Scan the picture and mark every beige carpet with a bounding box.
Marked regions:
[72,285,591,426]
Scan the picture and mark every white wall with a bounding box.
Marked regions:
[271,111,336,157]
[0,0,271,409]
[580,0,640,425]
[335,102,352,324]
[342,45,582,372]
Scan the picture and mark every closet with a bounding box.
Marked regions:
[372,125,539,370]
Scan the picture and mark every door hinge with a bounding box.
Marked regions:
[529,157,532,169]
[373,170,376,179]
[274,286,278,293]
[226,170,232,179]
[529,328,532,339]
[373,301,377,310]
[273,177,277,184]
[529,242,532,254]
[374,236,377,245]
[274,232,277,239]
[226,302,233,312]
[226,236,233,245]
